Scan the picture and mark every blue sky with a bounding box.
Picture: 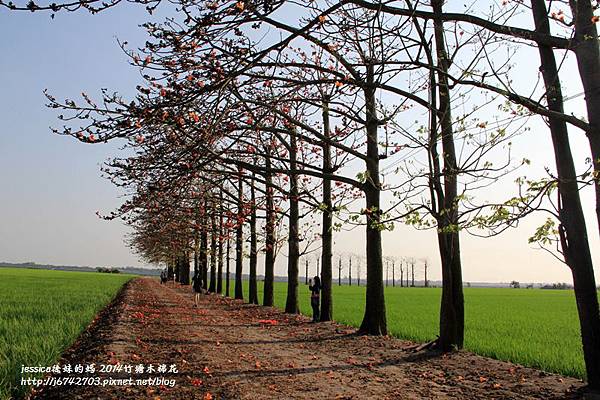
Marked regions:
[0,4,153,267]
[0,3,598,284]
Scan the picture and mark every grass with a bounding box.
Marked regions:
[231,280,585,380]
[0,267,133,400]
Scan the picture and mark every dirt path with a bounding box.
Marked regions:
[32,277,585,399]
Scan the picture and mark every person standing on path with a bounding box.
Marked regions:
[309,276,321,322]
[191,272,203,307]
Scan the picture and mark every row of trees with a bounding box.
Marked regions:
[7,0,600,389]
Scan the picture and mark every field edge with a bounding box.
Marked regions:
[24,277,135,400]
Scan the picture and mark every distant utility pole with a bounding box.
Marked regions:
[392,260,395,287]
[424,260,429,287]
[338,257,342,286]
[411,260,415,287]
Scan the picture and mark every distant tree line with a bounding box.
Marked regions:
[96,267,121,274]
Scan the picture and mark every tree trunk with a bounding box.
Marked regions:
[400,262,403,287]
[217,194,224,294]
[349,257,352,286]
[174,256,180,283]
[263,154,276,307]
[235,171,244,300]
[178,255,184,283]
[320,96,334,321]
[305,260,309,285]
[436,231,464,350]
[285,131,300,314]
[226,236,231,297]
[249,172,259,305]
[386,262,389,287]
[433,0,465,350]
[167,262,174,281]
[180,253,190,285]
[194,226,200,280]
[200,213,209,290]
[338,257,342,286]
[532,0,600,389]
[569,0,600,237]
[209,208,217,293]
[359,60,387,336]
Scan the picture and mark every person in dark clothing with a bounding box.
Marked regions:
[160,270,168,284]
[191,272,203,307]
[309,276,321,322]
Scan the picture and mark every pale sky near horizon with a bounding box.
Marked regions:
[1,2,599,285]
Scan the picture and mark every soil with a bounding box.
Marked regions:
[29,277,588,399]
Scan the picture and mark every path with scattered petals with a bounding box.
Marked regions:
[32,277,584,399]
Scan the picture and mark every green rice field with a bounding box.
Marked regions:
[0,267,133,400]
[235,280,585,380]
